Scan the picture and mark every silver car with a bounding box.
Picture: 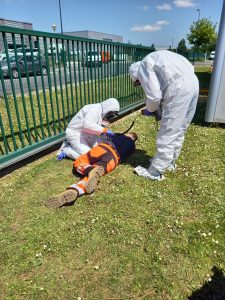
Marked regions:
[1,55,47,79]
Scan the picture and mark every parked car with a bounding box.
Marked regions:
[209,51,215,60]
[1,55,47,79]
[69,49,81,60]
[0,49,15,62]
[0,48,40,63]
[82,51,102,67]
[16,47,39,56]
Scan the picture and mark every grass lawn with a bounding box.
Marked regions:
[0,101,224,299]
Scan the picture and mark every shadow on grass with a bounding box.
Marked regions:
[0,142,61,178]
[192,100,208,126]
[189,266,225,300]
[124,149,152,168]
[195,71,211,90]
[192,100,225,128]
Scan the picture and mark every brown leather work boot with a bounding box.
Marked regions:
[46,189,78,208]
[85,166,104,194]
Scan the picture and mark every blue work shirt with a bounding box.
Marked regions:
[111,134,135,162]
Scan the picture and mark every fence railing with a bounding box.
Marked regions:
[0,26,151,169]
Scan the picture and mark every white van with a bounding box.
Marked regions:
[210,51,215,60]
[48,44,63,55]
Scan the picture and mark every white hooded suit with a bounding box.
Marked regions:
[60,98,120,159]
[129,50,199,174]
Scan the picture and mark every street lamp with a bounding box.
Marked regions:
[52,24,57,33]
[196,8,200,21]
[59,0,63,34]
[176,30,180,53]
[171,38,174,50]
[51,24,57,63]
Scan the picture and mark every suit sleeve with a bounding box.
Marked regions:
[82,108,105,135]
[138,60,162,112]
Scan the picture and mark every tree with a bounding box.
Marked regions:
[150,43,155,51]
[187,18,217,57]
[177,39,188,57]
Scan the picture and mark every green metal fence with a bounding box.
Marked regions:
[0,25,151,169]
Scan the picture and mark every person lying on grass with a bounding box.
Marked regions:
[46,132,138,208]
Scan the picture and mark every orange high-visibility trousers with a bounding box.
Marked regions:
[74,142,120,176]
[69,143,120,194]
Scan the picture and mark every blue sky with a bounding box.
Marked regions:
[1,0,223,47]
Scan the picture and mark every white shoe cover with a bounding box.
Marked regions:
[167,163,177,172]
[134,166,165,181]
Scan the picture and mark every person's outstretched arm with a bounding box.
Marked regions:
[82,107,109,135]
[138,59,162,112]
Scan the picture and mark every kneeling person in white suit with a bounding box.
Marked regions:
[57,98,120,160]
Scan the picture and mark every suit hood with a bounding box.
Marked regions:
[129,61,141,82]
[101,98,120,116]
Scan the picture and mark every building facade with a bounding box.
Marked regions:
[64,30,123,43]
[0,18,33,50]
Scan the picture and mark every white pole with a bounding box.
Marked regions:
[205,0,225,122]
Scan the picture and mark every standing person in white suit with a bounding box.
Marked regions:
[57,98,120,160]
[129,50,199,180]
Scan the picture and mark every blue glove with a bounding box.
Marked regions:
[57,151,67,160]
[142,109,155,117]
[106,129,115,138]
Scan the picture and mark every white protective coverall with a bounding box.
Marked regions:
[59,98,120,159]
[129,50,199,175]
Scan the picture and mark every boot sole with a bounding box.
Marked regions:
[46,189,78,208]
[85,166,104,194]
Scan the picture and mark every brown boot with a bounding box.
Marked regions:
[46,189,78,208]
[85,166,104,194]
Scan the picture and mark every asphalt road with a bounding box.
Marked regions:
[193,60,213,66]
[0,61,128,97]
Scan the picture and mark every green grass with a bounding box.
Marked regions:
[0,102,224,299]
[0,74,144,155]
